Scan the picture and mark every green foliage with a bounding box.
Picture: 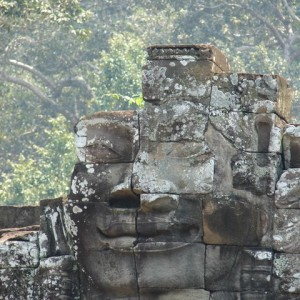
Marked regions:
[0,115,76,205]
[90,32,146,110]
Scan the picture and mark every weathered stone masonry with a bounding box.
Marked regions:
[1,44,300,299]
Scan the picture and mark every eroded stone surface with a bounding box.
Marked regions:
[140,288,210,300]
[283,125,300,169]
[35,255,80,299]
[0,268,36,299]
[0,205,40,229]
[273,254,300,294]
[142,59,213,103]
[69,162,133,202]
[138,194,203,243]
[210,73,293,121]
[135,242,205,290]
[132,141,214,194]
[0,232,39,268]
[75,111,139,163]
[273,209,300,253]
[275,169,300,208]
[209,112,284,153]
[78,249,138,299]
[147,44,230,72]
[205,245,273,292]
[140,101,208,142]
[203,194,273,247]
[39,197,70,258]
[231,152,281,196]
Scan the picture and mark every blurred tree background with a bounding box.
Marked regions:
[0,0,299,205]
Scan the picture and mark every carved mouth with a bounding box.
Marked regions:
[96,226,201,252]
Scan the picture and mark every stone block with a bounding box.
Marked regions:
[209,292,274,300]
[140,288,210,300]
[205,245,273,292]
[64,201,137,255]
[275,169,300,208]
[231,152,282,196]
[39,197,70,258]
[0,268,36,299]
[140,101,208,142]
[209,111,285,153]
[34,255,79,299]
[273,253,300,294]
[69,162,134,202]
[0,233,39,268]
[210,73,293,121]
[137,194,203,243]
[75,110,139,163]
[203,194,273,247]
[283,125,300,168]
[78,249,138,299]
[0,205,40,229]
[142,59,212,103]
[273,209,300,253]
[147,44,230,72]
[135,242,205,290]
[132,141,214,194]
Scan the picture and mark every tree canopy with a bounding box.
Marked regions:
[1,0,299,205]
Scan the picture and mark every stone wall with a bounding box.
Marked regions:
[1,44,299,299]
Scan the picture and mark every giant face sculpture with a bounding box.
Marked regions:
[65,45,291,299]
[67,109,208,299]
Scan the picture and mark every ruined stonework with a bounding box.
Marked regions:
[0,44,299,299]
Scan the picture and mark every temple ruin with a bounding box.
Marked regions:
[1,44,300,299]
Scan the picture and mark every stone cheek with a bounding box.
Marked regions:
[79,249,138,299]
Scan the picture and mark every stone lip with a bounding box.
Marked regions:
[147,44,230,72]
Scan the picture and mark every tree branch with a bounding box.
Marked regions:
[55,76,92,99]
[0,71,57,107]
[282,0,300,23]
[8,59,57,91]
[225,2,287,50]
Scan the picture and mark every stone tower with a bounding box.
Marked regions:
[1,44,299,300]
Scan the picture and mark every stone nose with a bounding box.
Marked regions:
[140,194,179,213]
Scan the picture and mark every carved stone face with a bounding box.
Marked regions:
[65,45,288,299]
[66,109,209,299]
[67,166,206,299]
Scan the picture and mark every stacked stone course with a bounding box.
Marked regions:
[0,44,299,299]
